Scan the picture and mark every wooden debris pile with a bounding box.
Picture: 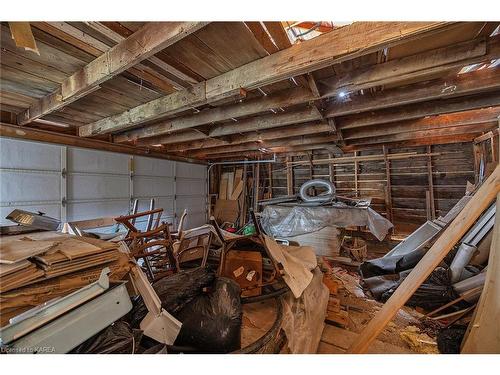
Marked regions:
[0,232,132,327]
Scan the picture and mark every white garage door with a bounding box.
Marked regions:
[0,137,207,229]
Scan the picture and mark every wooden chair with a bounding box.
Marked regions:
[171,209,188,240]
[209,210,287,300]
[172,225,212,271]
[115,208,176,281]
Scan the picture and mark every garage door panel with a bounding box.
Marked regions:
[0,138,60,170]
[176,162,206,179]
[176,177,206,196]
[176,196,206,216]
[67,200,130,222]
[184,213,207,229]
[68,148,129,174]
[134,156,174,177]
[133,176,174,197]
[0,171,60,202]
[67,174,130,200]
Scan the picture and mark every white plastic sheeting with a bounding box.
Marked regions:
[260,204,393,241]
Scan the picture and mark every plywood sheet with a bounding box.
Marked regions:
[0,239,58,264]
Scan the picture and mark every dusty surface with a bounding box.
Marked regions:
[318,239,442,354]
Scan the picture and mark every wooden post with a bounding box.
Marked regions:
[354,151,359,197]
[241,161,248,225]
[328,153,335,184]
[347,165,500,353]
[268,162,273,199]
[286,156,294,195]
[427,145,436,220]
[382,146,393,223]
[254,163,260,211]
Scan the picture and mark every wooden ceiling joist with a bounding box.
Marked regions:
[340,134,481,152]
[346,122,497,146]
[190,134,338,158]
[208,106,323,138]
[336,91,500,130]
[17,22,208,126]
[342,107,500,140]
[0,122,203,164]
[160,121,335,151]
[326,66,500,118]
[111,86,314,141]
[78,22,454,137]
[321,35,500,94]
[111,35,499,143]
[119,105,323,144]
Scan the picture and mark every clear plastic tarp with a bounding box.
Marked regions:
[260,205,393,241]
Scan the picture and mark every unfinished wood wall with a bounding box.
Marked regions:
[269,142,476,233]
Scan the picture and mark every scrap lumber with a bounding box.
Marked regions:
[347,165,500,353]
[0,239,58,264]
[461,192,500,353]
[0,242,132,327]
[8,22,39,54]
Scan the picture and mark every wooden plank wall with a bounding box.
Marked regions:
[267,142,475,233]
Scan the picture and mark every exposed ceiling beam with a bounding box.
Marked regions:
[204,143,334,160]
[208,106,323,138]
[160,121,334,151]
[346,122,497,146]
[343,134,479,152]
[342,107,500,140]
[111,86,314,141]
[17,22,208,126]
[112,34,499,143]
[336,91,500,130]
[326,66,500,118]
[79,22,455,137]
[321,36,500,94]
[0,123,204,164]
[195,134,338,158]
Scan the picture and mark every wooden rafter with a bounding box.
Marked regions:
[111,35,499,143]
[189,134,338,158]
[336,91,500,130]
[78,22,455,137]
[17,22,208,126]
[111,86,314,141]
[342,107,500,140]
[0,123,203,164]
[326,66,500,118]
[161,122,334,151]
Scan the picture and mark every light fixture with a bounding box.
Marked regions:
[338,91,347,99]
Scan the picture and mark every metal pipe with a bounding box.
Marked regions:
[298,179,336,203]
[450,203,495,282]
[453,271,486,302]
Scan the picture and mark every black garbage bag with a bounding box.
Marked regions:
[70,321,142,354]
[437,326,467,354]
[173,277,242,353]
[130,266,216,327]
[360,248,426,279]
